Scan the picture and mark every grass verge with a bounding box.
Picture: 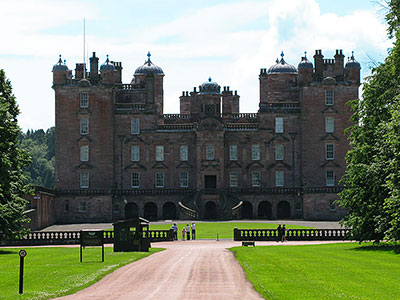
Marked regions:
[231,242,400,300]
[0,246,162,300]
[149,222,313,239]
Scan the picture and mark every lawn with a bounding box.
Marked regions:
[0,246,162,300]
[231,242,400,300]
[149,222,312,239]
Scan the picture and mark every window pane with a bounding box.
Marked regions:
[325,117,334,133]
[80,119,89,135]
[325,90,334,105]
[180,145,188,161]
[326,170,335,186]
[275,170,284,187]
[131,119,140,134]
[80,92,88,108]
[131,172,140,188]
[156,172,164,187]
[156,145,164,161]
[131,146,140,161]
[326,144,334,160]
[275,144,284,160]
[80,173,89,188]
[80,145,89,162]
[230,171,238,187]
[79,201,86,212]
[275,117,283,133]
[252,145,260,161]
[206,145,214,160]
[180,171,188,187]
[251,171,260,187]
[229,145,238,161]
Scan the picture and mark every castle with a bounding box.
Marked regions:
[52,49,360,222]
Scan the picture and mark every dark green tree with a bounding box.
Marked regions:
[0,69,32,241]
[339,0,400,242]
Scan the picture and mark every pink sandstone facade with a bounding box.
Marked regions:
[52,50,360,223]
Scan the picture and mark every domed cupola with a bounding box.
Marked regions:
[268,51,298,74]
[134,52,164,76]
[298,52,313,69]
[52,55,69,72]
[199,77,220,94]
[345,51,361,69]
[100,55,115,71]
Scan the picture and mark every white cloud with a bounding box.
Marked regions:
[0,0,390,130]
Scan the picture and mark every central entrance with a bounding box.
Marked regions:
[204,175,217,189]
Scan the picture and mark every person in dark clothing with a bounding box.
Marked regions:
[276,224,282,242]
[186,224,190,240]
[282,224,287,242]
[171,223,178,240]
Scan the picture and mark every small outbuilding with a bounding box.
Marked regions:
[113,217,150,252]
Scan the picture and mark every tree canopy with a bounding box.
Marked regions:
[339,0,400,242]
[0,69,31,240]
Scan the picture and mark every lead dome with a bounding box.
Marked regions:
[52,55,69,72]
[268,52,298,74]
[345,52,361,69]
[100,55,115,71]
[199,77,220,94]
[298,52,313,69]
[134,52,164,76]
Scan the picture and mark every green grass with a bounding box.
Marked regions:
[0,246,162,300]
[149,222,313,239]
[231,243,400,300]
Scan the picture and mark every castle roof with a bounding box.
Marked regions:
[100,55,115,71]
[52,55,69,72]
[199,77,220,95]
[345,52,361,69]
[298,52,313,69]
[268,51,298,74]
[134,52,164,76]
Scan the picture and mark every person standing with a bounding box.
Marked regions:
[191,223,196,240]
[282,224,287,242]
[171,223,178,240]
[276,224,282,242]
[182,226,186,240]
[186,224,190,240]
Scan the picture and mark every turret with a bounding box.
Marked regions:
[100,55,115,84]
[52,55,70,85]
[345,51,361,85]
[297,52,313,86]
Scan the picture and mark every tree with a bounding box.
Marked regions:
[0,69,32,241]
[339,0,400,242]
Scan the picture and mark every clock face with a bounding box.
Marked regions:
[205,104,215,115]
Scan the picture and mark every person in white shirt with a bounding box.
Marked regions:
[191,223,196,240]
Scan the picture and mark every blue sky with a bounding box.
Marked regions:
[0,0,391,131]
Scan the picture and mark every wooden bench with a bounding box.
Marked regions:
[242,241,255,247]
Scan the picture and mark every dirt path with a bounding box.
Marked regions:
[53,240,344,300]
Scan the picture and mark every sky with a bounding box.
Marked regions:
[0,0,392,131]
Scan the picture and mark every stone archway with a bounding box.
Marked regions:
[277,201,291,219]
[144,202,158,221]
[162,202,177,220]
[204,201,217,219]
[258,201,272,219]
[241,201,253,219]
[125,202,139,219]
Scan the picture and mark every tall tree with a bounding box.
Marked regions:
[339,0,400,242]
[0,69,31,241]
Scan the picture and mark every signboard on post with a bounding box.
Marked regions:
[80,230,104,262]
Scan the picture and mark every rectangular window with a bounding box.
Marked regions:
[326,170,335,186]
[131,172,140,188]
[156,172,165,188]
[80,173,89,188]
[79,201,86,212]
[180,145,188,161]
[206,145,214,160]
[252,144,260,161]
[275,117,283,133]
[80,92,89,108]
[275,144,284,161]
[156,145,164,161]
[275,170,284,187]
[180,171,189,188]
[80,118,89,135]
[251,171,261,187]
[80,145,89,162]
[229,145,238,161]
[325,117,334,133]
[131,119,140,135]
[131,145,140,161]
[230,171,239,187]
[325,90,334,105]
[326,144,334,160]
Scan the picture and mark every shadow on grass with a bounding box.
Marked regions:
[350,242,400,254]
[0,250,16,255]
